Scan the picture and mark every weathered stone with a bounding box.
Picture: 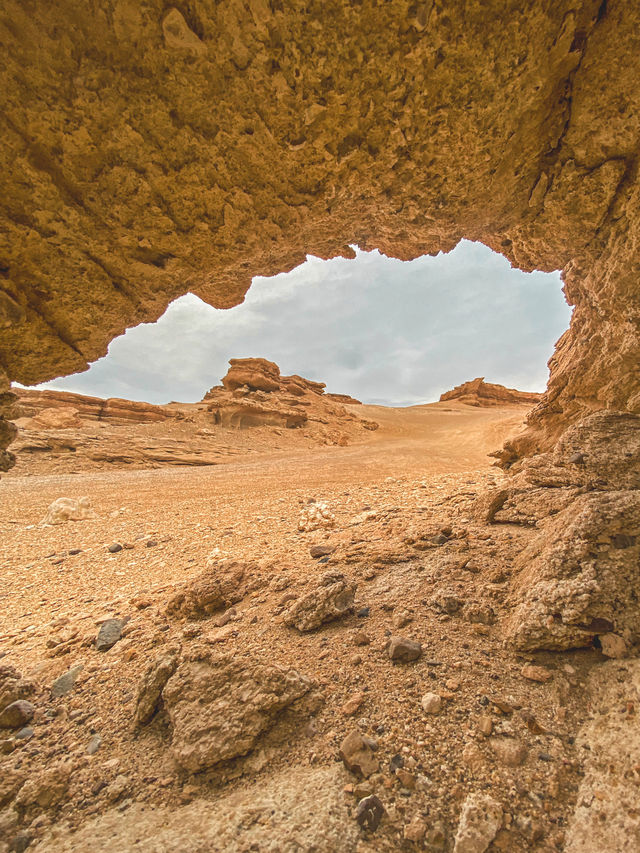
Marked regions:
[0,701,35,729]
[489,737,528,767]
[599,633,628,659]
[339,730,379,778]
[166,559,253,619]
[134,650,180,725]
[0,666,36,709]
[520,664,553,683]
[42,497,95,525]
[283,572,355,631]
[388,636,422,663]
[454,793,503,853]
[421,692,442,714]
[51,665,83,699]
[355,795,385,832]
[95,619,123,652]
[162,650,311,773]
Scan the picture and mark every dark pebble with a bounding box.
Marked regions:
[14,727,34,741]
[357,607,370,618]
[108,543,122,554]
[146,539,158,548]
[96,618,123,651]
[389,754,404,772]
[355,795,385,832]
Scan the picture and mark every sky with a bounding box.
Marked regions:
[35,240,571,407]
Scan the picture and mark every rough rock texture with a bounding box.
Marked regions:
[162,648,312,772]
[1,1,640,470]
[440,378,543,407]
[29,766,358,853]
[41,496,95,525]
[505,491,640,651]
[564,659,640,853]
[221,357,282,392]
[134,649,179,725]
[16,388,180,424]
[453,793,503,853]
[282,571,356,631]
[166,558,253,619]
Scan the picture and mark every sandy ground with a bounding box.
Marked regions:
[0,401,602,852]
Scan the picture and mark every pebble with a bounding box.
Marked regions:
[0,701,35,729]
[14,727,34,741]
[146,539,158,548]
[96,619,123,652]
[421,692,442,714]
[356,607,370,618]
[87,734,102,755]
[396,768,416,790]
[520,664,553,683]
[477,715,493,736]
[341,692,365,717]
[51,665,83,699]
[353,631,371,646]
[453,792,503,853]
[388,636,422,663]
[309,545,335,558]
[355,795,385,832]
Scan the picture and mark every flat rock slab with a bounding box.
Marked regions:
[95,619,123,652]
[51,665,83,698]
[30,765,358,853]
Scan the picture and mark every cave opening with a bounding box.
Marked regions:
[26,240,569,409]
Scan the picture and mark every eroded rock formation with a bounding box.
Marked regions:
[0,0,639,472]
[440,378,543,408]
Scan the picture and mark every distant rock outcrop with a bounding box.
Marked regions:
[440,378,542,407]
[16,389,179,424]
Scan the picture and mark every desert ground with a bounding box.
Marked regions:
[0,382,633,853]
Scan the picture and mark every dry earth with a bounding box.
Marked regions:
[2,396,634,852]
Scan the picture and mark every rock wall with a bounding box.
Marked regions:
[0,0,639,467]
[440,378,542,407]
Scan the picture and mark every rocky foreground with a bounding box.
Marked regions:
[1,382,637,853]
[8,359,377,475]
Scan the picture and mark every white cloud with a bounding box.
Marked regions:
[34,240,571,406]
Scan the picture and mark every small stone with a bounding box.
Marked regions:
[396,768,416,790]
[96,619,123,652]
[9,830,33,853]
[445,679,460,691]
[108,543,123,554]
[355,795,385,832]
[0,701,35,729]
[357,607,370,618]
[353,631,371,646]
[388,636,422,663]
[520,664,552,683]
[568,452,586,465]
[392,609,413,629]
[421,692,442,714]
[340,730,379,777]
[14,727,34,741]
[600,633,628,658]
[309,545,335,558]
[490,737,528,767]
[454,793,503,853]
[342,692,365,716]
[68,549,82,556]
[146,539,158,548]
[51,665,83,698]
[404,816,427,842]
[389,753,404,772]
[87,734,102,755]
[477,715,493,736]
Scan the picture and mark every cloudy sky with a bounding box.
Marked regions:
[37,240,570,406]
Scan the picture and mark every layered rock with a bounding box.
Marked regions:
[15,389,179,425]
[440,378,543,408]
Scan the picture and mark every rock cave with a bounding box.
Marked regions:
[0,2,639,851]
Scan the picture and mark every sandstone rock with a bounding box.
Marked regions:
[341,692,364,717]
[564,659,640,853]
[42,497,95,525]
[0,700,35,729]
[404,816,427,842]
[221,358,282,393]
[30,766,358,852]
[298,502,336,532]
[29,407,82,430]
[506,491,640,650]
[282,572,356,631]
[325,393,362,405]
[15,763,71,810]
[421,692,442,714]
[440,378,542,407]
[453,793,503,853]
[599,633,628,658]
[489,737,528,767]
[309,544,335,558]
[388,636,422,663]
[166,558,253,619]
[0,666,36,710]
[339,730,378,778]
[520,664,553,682]
[135,650,180,725]
[162,650,312,772]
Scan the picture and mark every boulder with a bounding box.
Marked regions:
[42,496,96,525]
[453,793,503,853]
[221,358,282,393]
[166,558,253,619]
